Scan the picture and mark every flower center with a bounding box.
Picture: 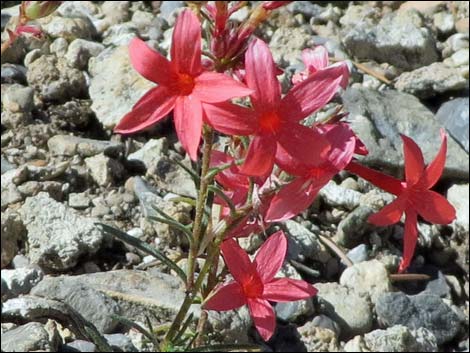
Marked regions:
[173,73,195,96]
[259,111,282,134]
[242,274,264,298]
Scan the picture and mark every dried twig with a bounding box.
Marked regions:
[331,57,392,85]
[390,273,431,282]
[318,234,354,267]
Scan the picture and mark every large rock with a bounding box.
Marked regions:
[340,260,392,304]
[284,220,330,263]
[343,87,469,180]
[435,98,469,153]
[1,211,26,268]
[395,62,468,98]
[31,276,120,333]
[40,16,96,41]
[342,9,439,70]
[315,282,373,337]
[1,267,43,299]
[48,135,124,158]
[376,292,462,344]
[1,322,59,352]
[88,46,155,129]
[19,193,104,271]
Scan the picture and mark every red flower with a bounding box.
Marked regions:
[203,231,317,341]
[346,130,456,272]
[204,38,348,177]
[266,123,365,221]
[292,46,350,88]
[114,10,252,160]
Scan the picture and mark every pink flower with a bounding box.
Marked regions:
[205,38,348,177]
[204,231,317,341]
[114,10,252,160]
[266,123,365,221]
[346,130,456,272]
[292,46,350,88]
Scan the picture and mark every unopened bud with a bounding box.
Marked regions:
[23,1,61,20]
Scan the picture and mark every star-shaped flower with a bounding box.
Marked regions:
[114,10,252,160]
[346,130,456,272]
[203,231,317,341]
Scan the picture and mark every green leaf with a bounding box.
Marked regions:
[208,185,236,217]
[97,223,187,282]
[187,344,262,352]
[173,313,194,345]
[148,216,194,246]
[110,314,160,347]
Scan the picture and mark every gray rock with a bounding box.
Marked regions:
[153,156,197,198]
[104,334,137,352]
[85,153,125,186]
[1,168,25,208]
[66,38,105,70]
[19,192,104,271]
[336,206,374,248]
[1,322,58,352]
[365,326,438,352]
[49,37,69,57]
[102,22,138,46]
[11,254,30,269]
[287,1,324,19]
[315,282,373,337]
[433,11,455,35]
[447,184,469,235]
[27,55,87,102]
[284,220,330,263]
[343,87,469,180]
[2,84,34,113]
[319,181,362,210]
[442,33,469,58]
[275,264,315,322]
[47,99,94,127]
[270,25,313,67]
[346,244,369,264]
[89,46,155,129]
[68,193,91,209]
[1,63,27,84]
[32,276,120,334]
[376,292,462,344]
[48,135,124,158]
[1,211,26,268]
[34,270,199,327]
[207,306,251,344]
[311,315,342,337]
[63,340,97,352]
[133,177,192,248]
[1,267,43,299]
[1,157,15,175]
[128,138,169,170]
[159,1,185,23]
[41,16,96,41]
[340,260,392,304]
[395,62,468,98]
[435,98,469,153]
[424,270,451,298]
[298,322,340,352]
[342,9,438,70]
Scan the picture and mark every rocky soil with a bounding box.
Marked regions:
[1,1,469,352]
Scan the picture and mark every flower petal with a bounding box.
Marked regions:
[203,281,246,311]
[114,86,176,133]
[221,238,258,286]
[171,9,202,76]
[129,38,176,86]
[279,64,345,122]
[318,123,357,171]
[245,38,281,113]
[247,298,276,341]
[265,178,327,222]
[203,102,257,136]
[240,135,277,177]
[346,161,403,196]
[398,210,418,273]
[414,190,456,224]
[302,46,329,71]
[423,129,447,189]
[368,196,407,226]
[254,231,287,283]
[263,278,317,302]
[174,95,203,160]
[194,72,253,103]
[401,134,425,186]
[277,123,330,166]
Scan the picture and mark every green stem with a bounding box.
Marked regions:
[187,127,214,291]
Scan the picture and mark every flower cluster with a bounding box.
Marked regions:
[115,4,456,343]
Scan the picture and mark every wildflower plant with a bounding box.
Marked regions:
[105,1,456,350]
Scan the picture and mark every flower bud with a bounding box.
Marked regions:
[23,1,62,20]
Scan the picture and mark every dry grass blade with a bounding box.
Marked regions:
[331,57,392,85]
[317,234,354,267]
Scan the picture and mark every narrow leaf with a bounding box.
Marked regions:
[97,223,187,282]
[111,314,159,347]
[148,216,194,245]
[171,158,200,189]
[173,313,195,344]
